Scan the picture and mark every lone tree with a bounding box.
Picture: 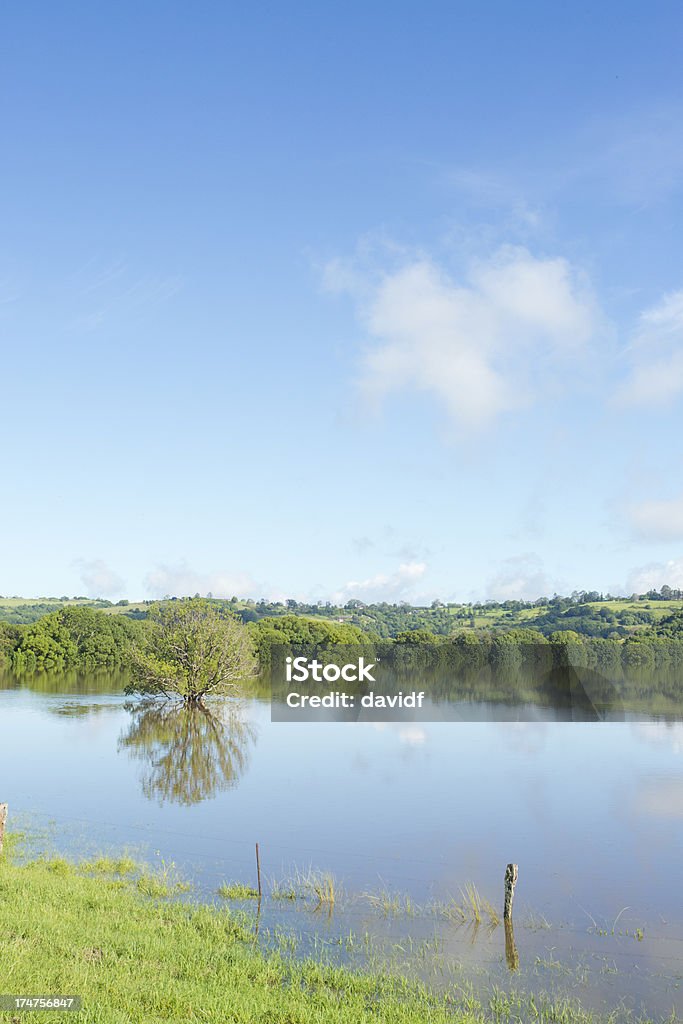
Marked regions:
[127,599,256,706]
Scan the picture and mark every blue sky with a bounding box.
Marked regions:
[2,1,683,604]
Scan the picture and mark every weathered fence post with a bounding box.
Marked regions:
[0,803,7,857]
[504,862,518,921]
[255,842,262,900]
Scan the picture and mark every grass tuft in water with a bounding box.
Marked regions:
[217,881,260,900]
[135,860,191,898]
[362,888,419,917]
[300,867,338,907]
[269,878,298,900]
[459,883,500,926]
[80,855,139,876]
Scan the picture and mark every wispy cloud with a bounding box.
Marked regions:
[449,104,683,212]
[486,553,555,602]
[144,562,260,600]
[332,561,427,604]
[63,256,183,336]
[627,493,683,541]
[446,167,543,228]
[625,558,683,594]
[326,245,601,432]
[614,289,683,408]
[75,558,125,598]
[577,105,683,206]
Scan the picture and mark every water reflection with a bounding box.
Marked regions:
[118,701,256,805]
[536,664,624,720]
[504,920,519,971]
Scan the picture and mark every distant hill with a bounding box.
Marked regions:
[1,589,682,638]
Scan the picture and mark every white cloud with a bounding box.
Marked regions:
[625,558,683,594]
[75,559,125,598]
[332,561,427,604]
[615,289,683,407]
[144,562,260,600]
[327,245,600,430]
[486,553,554,602]
[628,493,683,541]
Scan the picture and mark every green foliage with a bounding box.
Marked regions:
[395,628,441,644]
[127,599,256,705]
[248,614,366,666]
[496,628,548,644]
[0,598,113,625]
[650,608,683,637]
[3,591,683,676]
[9,606,141,671]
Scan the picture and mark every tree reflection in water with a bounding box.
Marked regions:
[118,700,256,805]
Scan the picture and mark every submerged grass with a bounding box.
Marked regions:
[80,854,140,876]
[459,883,500,926]
[362,887,419,917]
[269,877,298,900]
[298,866,338,907]
[0,836,672,1024]
[0,836,466,1024]
[216,881,260,899]
[429,885,501,927]
[270,866,340,908]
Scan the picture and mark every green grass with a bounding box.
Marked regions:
[0,597,96,607]
[79,855,140,876]
[0,840,470,1024]
[216,881,260,899]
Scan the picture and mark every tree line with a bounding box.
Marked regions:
[2,599,683,679]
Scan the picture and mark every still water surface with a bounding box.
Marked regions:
[1,672,681,1018]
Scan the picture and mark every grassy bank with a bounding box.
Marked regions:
[0,839,448,1024]
[0,839,669,1024]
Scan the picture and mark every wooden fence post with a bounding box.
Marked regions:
[255,842,262,900]
[504,862,518,921]
[0,803,7,857]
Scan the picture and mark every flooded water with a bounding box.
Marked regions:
[1,671,682,1019]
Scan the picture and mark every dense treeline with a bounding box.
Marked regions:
[390,627,683,672]
[0,607,143,671]
[0,607,369,674]
[1,589,683,675]
[247,615,366,666]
